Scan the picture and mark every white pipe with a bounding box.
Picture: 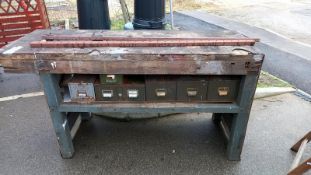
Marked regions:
[65,19,70,30]
[254,87,295,99]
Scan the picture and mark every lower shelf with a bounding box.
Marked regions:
[58,102,240,113]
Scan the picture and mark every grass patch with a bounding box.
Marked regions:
[257,71,292,88]
[111,18,125,30]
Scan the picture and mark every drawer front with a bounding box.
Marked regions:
[95,84,123,101]
[146,81,176,101]
[68,83,95,101]
[123,85,145,101]
[100,74,123,84]
[177,80,208,102]
[207,78,240,102]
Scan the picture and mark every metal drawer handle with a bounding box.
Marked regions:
[187,88,198,97]
[128,89,139,98]
[218,87,229,96]
[156,89,167,97]
[102,90,113,98]
[106,75,116,80]
[77,90,87,98]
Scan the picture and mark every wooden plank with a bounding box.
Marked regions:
[0,56,36,72]
[0,51,263,74]
[291,131,311,152]
[0,59,253,75]
[0,22,42,30]
[288,157,311,175]
[30,39,257,48]
[0,15,41,23]
[36,0,50,28]
[0,11,40,17]
[32,52,254,61]
[0,29,33,36]
[0,35,22,42]
[34,60,250,75]
[0,53,260,74]
[290,139,309,171]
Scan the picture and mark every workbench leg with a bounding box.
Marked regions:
[40,74,75,158]
[226,73,259,161]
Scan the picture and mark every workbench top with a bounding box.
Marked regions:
[0,30,264,74]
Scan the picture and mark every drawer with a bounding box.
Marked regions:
[94,84,123,101]
[67,75,96,102]
[123,84,145,101]
[100,74,123,84]
[146,76,176,101]
[207,77,240,102]
[177,77,208,102]
[68,83,96,101]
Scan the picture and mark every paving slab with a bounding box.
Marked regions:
[0,93,310,175]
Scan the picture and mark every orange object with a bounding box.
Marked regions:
[0,0,50,47]
[30,37,259,48]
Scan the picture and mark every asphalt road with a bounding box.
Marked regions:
[0,73,41,98]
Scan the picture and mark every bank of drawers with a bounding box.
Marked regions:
[95,84,146,101]
[66,75,241,103]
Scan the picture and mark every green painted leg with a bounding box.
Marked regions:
[51,112,75,158]
[40,73,74,158]
[227,73,259,161]
[226,113,248,160]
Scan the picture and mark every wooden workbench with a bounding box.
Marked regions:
[0,30,264,161]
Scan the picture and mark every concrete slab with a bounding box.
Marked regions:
[0,93,310,175]
[199,0,311,46]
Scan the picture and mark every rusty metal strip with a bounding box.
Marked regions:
[30,39,258,48]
